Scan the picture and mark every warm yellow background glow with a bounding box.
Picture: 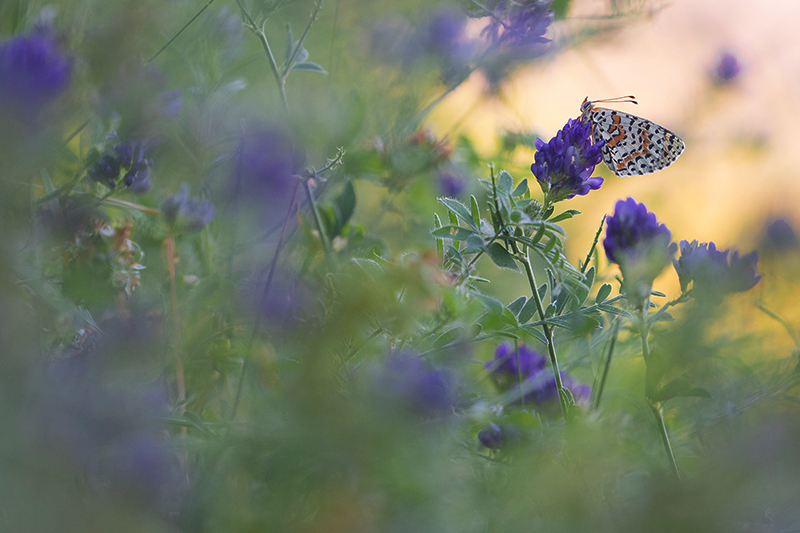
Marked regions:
[430,0,800,356]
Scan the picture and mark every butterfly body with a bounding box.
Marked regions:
[580,96,685,177]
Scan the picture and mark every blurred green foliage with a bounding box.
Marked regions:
[0,0,799,532]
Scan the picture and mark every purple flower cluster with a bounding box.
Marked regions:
[87,133,153,194]
[673,240,760,296]
[162,183,216,231]
[482,0,554,51]
[369,8,474,81]
[603,198,676,308]
[31,342,180,514]
[530,118,604,204]
[0,31,71,111]
[233,125,296,215]
[486,343,589,408]
[712,50,742,84]
[373,352,453,417]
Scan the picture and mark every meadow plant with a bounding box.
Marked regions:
[1,1,798,532]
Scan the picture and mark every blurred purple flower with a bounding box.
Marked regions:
[369,17,424,69]
[233,125,296,215]
[87,136,153,194]
[531,117,604,204]
[762,218,799,251]
[673,240,760,296]
[486,343,590,408]
[31,342,180,513]
[478,422,504,448]
[163,183,216,231]
[712,50,741,84]
[482,0,554,51]
[422,6,474,81]
[373,352,454,417]
[0,31,71,110]
[437,169,467,197]
[603,198,676,309]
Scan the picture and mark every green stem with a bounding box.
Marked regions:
[303,178,334,263]
[591,317,620,410]
[650,401,680,478]
[522,249,568,421]
[581,215,606,274]
[514,339,525,408]
[639,309,680,477]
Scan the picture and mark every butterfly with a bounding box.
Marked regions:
[580,96,685,177]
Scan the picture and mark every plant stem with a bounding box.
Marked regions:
[591,317,620,410]
[230,180,300,420]
[522,249,568,421]
[639,308,680,477]
[650,401,680,478]
[165,236,186,415]
[514,339,525,408]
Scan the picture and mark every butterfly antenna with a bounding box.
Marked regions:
[590,95,638,106]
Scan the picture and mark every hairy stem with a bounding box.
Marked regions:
[522,250,568,420]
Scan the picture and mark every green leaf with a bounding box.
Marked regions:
[595,283,612,304]
[497,170,513,194]
[40,168,55,194]
[439,197,478,229]
[650,311,675,324]
[474,292,504,315]
[551,0,572,18]
[538,283,548,301]
[284,24,294,64]
[507,296,527,315]
[434,327,464,348]
[292,61,328,74]
[470,195,481,227]
[520,324,548,346]
[431,225,477,240]
[351,258,384,280]
[650,289,667,298]
[584,265,596,287]
[549,209,581,223]
[530,226,546,246]
[486,242,519,270]
[511,178,529,197]
[597,303,630,317]
[434,213,444,263]
[518,297,538,324]
[464,234,485,254]
[335,180,356,227]
[652,377,713,403]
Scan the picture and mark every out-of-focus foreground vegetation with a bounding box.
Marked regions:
[1,0,799,531]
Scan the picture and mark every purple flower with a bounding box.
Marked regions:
[0,31,71,110]
[233,125,296,214]
[486,343,590,409]
[422,7,474,80]
[437,169,467,197]
[673,240,760,297]
[762,218,799,251]
[603,198,676,309]
[485,342,546,381]
[712,50,741,84]
[478,422,504,449]
[424,6,468,54]
[30,330,181,515]
[482,0,554,51]
[123,159,151,194]
[162,183,215,231]
[373,352,453,416]
[87,154,122,188]
[531,118,604,204]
